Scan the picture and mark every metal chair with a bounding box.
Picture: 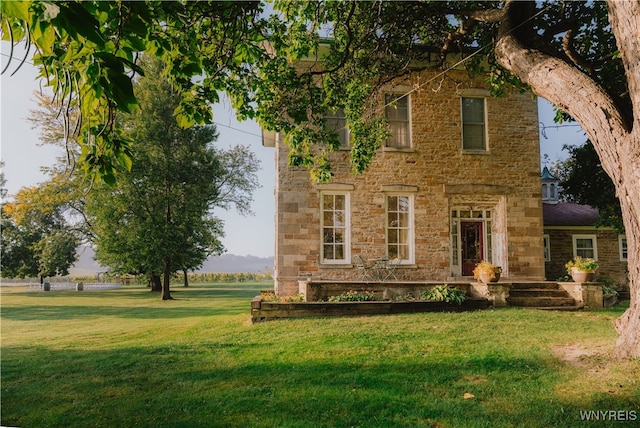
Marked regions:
[353,255,374,281]
[379,257,400,281]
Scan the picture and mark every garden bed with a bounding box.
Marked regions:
[300,279,473,302]
[251,295,491,323]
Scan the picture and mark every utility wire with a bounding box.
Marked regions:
[350,3,555,127]
[538,121,583,140]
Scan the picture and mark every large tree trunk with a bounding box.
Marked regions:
[183,270,189,287]
[161,257,172,300]
[615,188,640,358]
[150,273,162,292]
[496,0,640,358]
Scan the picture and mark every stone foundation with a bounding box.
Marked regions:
[559,282,604,308]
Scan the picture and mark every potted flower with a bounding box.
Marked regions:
[473,261,502,283]
[565,256,599,283]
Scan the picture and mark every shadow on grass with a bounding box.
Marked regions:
[2,283,267,321]
[0,304,246,320]
[3,343,637,428]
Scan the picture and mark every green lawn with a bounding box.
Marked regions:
[1,282,638,427]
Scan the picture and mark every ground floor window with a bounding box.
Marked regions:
[451,209,493,276]
[321,192,350,263]
[573,234,597,259]
[619,235,628,261]
[386,194,414,263]
[543,234,551,261]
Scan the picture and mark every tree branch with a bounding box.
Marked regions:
[495,0,629,183]
[562,28,594,77]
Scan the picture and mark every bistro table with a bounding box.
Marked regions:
[369,257,399,281]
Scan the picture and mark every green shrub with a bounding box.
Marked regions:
[421,285,467,305]
[261,292,305,303]
[565,256,599,274]
[328,290,377,302]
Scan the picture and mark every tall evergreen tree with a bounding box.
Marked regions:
[86,59,259,299]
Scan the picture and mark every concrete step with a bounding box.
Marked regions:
[510,282,562,290]
[507,296,577,307]
[507,282,581,309]
[534,303,585,311]
[509,288,569,298]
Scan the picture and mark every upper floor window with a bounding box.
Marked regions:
[386,194,414,263]
[321,192,350,264]
[324,109,349,149]
[385,94,411,149]
[462,97,486,150]
[573,234,597,260]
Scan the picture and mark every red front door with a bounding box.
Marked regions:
[461,221,484,276]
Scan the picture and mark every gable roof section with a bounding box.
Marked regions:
[543,202,599,226]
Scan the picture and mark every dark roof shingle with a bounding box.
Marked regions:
[543,202,599,226]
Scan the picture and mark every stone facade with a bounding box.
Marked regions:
[541,170,629,289]
[544,227,628,287]
[265,69,545,295]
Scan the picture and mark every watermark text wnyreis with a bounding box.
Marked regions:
[579,410,637,422]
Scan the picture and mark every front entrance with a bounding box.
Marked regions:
[461,221,484,276]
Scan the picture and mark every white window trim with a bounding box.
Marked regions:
[460,96,488,152]
[384,93,412,149]
[572,234,598,260]
[619,235,628,261]
[385,193,415,264]
[543,234,551,262]
[320,191,351,265]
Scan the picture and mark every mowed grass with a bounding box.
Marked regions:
[1,282,638,428]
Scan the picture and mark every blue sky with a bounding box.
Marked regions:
[1,44,587,258]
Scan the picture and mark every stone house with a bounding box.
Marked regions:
[263,69,545,295]
[541,167,629,288]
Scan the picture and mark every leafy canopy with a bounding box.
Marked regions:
[0,1,628,181]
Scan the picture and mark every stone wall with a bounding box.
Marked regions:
[271,70,544,295]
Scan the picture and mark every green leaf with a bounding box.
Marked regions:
[175,110,196,129]
[101,171,116,186]
[108,71,138,113]
[116,151,133,172]
[31,21,56,55]
[53,2,104,47]
[0,1,31,21]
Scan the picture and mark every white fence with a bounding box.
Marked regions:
[25,282,122,292]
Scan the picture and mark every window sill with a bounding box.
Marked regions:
[396,264,418,269]
[383,147,415,153]
[462,149,490,155]
[319,263,353,269]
